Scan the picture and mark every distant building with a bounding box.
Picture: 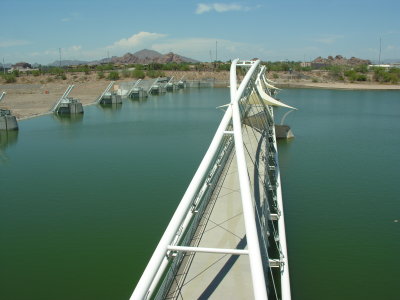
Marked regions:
[8,62,37,73]
[300,62,311,68]
[368,64,400,70]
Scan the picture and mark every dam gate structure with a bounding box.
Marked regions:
[51,85,84,115]
[130,59,295,300]
[0,92,18,131]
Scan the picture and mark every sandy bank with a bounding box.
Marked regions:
[1,71,399,121]
[276,80,400,90]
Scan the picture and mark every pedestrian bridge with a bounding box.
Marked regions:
[130,59,294,300]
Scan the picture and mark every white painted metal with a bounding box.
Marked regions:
[230,59,268,300]
[147,77,160,93]
[127,80,142,97]
[130,105,233,300]
[51,85,74,112]
[164,76,174,88]
[0,91,6,102]
[270,116,292,300]
[97,81,115,103]
[261,72,281,91]
[145,133,234,298]
[167,245,249,255]
[256,67,295,110]
[131,58,292,300]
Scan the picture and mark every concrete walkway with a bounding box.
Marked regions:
[166,124,266,299]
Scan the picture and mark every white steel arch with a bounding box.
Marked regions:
[130,59,292,300]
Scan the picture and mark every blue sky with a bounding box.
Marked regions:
[1,0,399,64]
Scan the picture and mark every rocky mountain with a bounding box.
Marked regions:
[46,49,198,67]
[110,49,198,64]
[312,55,371,66]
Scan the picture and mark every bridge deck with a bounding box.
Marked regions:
[166,124,265,299]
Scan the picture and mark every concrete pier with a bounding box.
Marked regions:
[0,110,18,131]
[129,88,148,99]
[56,100,84,115]
[99,92,122,105]
[274,124,294,139]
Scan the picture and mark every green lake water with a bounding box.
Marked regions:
[0,87,399,299]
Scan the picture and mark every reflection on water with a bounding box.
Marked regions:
[128,96,149,105]
[0,129,18,150]
[99,103,123,111]
[53,113,84,125]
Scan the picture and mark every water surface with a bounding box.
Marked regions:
[1,88,399,300]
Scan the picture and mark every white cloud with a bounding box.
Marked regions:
[61,18,70,22]
[69,45,82,51]
[196,3,251,14]
[0,40,30,48]
[107,31,167,51]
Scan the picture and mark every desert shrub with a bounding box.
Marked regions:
[121,70,130,78]
[61,73,67,80]
[344,70,358,82]
[354,64,368,73]
[96,64,114,71]
[97,71,104,79]
[272,73,279,79]
[32,70,41,76]
[146,70,165,78]
[356,74,367,81]
[329,65,345,78]
[12,70,20,77]
[373,67,399,83]
[131,69,145,79]
[3,74,17,83]
[107,71,120,80]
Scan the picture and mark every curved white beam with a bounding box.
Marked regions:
[256,80,296,110]
[230,58,268,300]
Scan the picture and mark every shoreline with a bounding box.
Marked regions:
[1,73,399,121]
[276,81,400,90]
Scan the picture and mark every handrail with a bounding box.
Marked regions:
[130,59,291,300]
[230,59,268,300]
[130,96,233,300]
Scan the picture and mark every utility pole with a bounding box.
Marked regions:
[378,37,382,65]
[215,41,218,62]
[3,57,5,75]
[59,48,62,68]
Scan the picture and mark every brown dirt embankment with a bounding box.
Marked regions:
[1,70,399,120]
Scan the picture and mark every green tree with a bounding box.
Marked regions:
[107,71,120,80]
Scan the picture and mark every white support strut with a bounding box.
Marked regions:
[230,58,268,300]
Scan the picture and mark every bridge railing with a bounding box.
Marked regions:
[130,59,291,300]
[130,85,236,300]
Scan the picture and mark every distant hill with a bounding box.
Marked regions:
[46,49,198,67]
[312,55,371,67]
[110,49,198,64]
